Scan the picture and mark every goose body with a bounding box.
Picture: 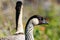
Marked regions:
[0,0,25,40]
[0,0,48,40]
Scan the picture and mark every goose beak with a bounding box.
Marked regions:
[42,19,48,24]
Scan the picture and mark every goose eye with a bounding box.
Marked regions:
[41,17,43,20]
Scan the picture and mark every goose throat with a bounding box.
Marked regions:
[25,21,34,40]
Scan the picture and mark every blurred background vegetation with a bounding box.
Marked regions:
[0,0,60,40]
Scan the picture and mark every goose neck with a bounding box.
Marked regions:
[25,21,34,40]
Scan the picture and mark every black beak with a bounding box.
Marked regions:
[42,19,48,24]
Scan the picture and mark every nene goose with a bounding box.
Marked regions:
[0,0,48,40]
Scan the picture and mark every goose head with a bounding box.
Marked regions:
[31,15,48,25]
